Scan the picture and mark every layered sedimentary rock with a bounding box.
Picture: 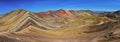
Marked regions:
[0,9,120,42]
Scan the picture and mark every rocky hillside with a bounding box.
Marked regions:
[0,9,120,42]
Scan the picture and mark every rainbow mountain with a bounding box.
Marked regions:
[0,9,120,42]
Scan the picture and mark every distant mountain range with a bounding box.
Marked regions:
[0,9,120,42]
[1,9,120,18]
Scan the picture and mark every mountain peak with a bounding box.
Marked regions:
[15,9,28,12]
[57,9,65,11]
[113,10,120,14]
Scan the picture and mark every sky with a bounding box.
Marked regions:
[0,0,120,14]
